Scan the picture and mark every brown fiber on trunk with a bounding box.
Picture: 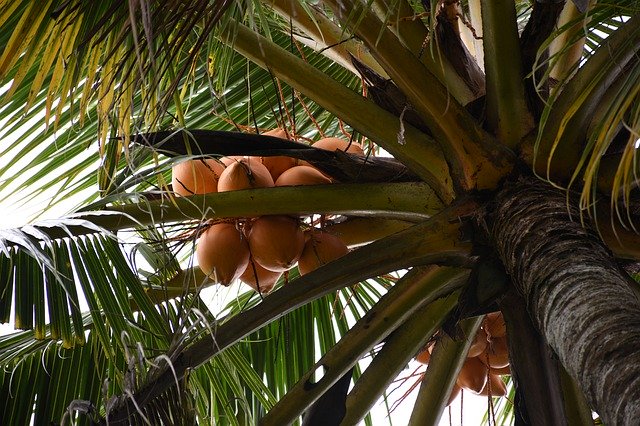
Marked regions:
[480,177,640,425]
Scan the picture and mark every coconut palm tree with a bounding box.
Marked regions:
[1,0,639,424]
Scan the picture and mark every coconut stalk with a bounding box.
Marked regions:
[259,269,465,426]
[325,0,514,192]
[324,217,414,248]
[221,19,455,201]
[408,316,484,425]
[558,364,595,425]
[374,0,482,103]
[341,272,462,425]
[480,0,533,146]
[466,0,484,70]
[548,1,593,84]
[481,177,640,425]
[0,182,440,246]
[268,0,388,77]
[499,288,567,424]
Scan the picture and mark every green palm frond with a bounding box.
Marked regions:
[0,297,270,425]
[0,216,177,354]
[0,330,109,425]
[532,2,640,207]
[2,0,640,424]
[229,273,391,413]
[0,10,370,218]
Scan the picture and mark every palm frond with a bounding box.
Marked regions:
[0,329,111,425]
[103,203,474,422]
[534,13,640,193]
[257,267,465,425]
[0,225,172,357]
[409,316,483,425]
[342,273,462,424]
[220,273,392,422]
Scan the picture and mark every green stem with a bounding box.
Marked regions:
[222,20,455,201]
[481,0,533,147]
[558,364,595,426]
[341,273,462,425]
[259,269,465,426]
[499,288,567,425]
[408,316,484,425]
[375,0,479,104]
[324,217,414,247]
[268,0,388,77]
[10,183,440,243]
[326,0,512,191]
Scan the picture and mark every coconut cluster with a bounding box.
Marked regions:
[172,129,361,294]
[415,311,510,404]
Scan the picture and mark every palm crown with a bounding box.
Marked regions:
[1,0,639,425]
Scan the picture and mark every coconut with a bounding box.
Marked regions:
[239,259,282,294]
[217,157,274,192]
[484,312,507,337]
[456,357,488,393]
[477,374,507,397]
[480,336,510,369]
[312,137,364,155]
[196,222,250,285]
[219,156,245,167]
[467,328,488,358]
[172,158,225,196]
[490,364,511,375]
[263,128,288,139]
[248,215,305,272]
[260,128,298,180]
[275,165,332,186]
[298,230,349,275]
[415,345,432,365]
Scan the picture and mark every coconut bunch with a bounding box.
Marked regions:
[415,311,510,404]
[171,129,358,294]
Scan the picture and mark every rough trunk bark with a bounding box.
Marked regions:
[481,177,640,425]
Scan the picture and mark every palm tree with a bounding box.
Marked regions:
[1,0,639,424]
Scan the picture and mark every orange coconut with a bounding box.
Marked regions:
[480,336,510,369]
[298,231,349,275]
[477,374,507,397]
[196,222,250,286]
[239,259,282,294]
[313,137,364,155]
[467,327,488,358]
[484,312,507,338]
[275,165,332,186]
[415,344,433,365]
[456,357,488,393]
[172,158,225,196]
[248,215,305,272]
[260,128,298,180]
[219,156,245,167]
[490,364,511,375]
[217,157,274,192]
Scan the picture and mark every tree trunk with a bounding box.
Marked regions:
[481,177,640,425]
